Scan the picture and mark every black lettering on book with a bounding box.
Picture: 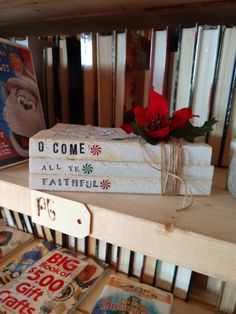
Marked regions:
[41,164,61,171]
[52,143,85,155]
[41,177,100,189]
[38,141,44,152]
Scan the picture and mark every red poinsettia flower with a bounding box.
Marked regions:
[120,86,209,144]
[121,123,133,134]
[121,87,171,139]
[171,107,199,130]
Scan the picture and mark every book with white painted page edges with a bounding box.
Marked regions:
[29,123,214,195]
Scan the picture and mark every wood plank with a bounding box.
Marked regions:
[0,1,235,36]
[0,163,236,282]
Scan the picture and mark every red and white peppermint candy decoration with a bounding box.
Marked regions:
[100,179,111,190]
[89,144,102,156]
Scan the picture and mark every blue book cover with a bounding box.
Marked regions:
[0,38,45,168]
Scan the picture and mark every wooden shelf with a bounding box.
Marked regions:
[0,0,235,36]
[75,269,215,313]
[0,162,236,284]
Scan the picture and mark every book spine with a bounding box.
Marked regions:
[29,157,214,181]
[29,137,212,165]
[29,173,212,195]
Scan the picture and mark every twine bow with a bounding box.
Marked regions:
[139,138,193,211]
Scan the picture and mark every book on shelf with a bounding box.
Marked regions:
[218,55,236,167]
[29,172,213,195]
[96,32,114,127]
[28,37,50,128]
[115,30,151,127]
[0,249,88,313]
[0,225,33,260]
[217,281,236,314]
[191,25,221,128]
[91,274,173,314]
[221,81,236,166]
[166,26,181,115]
[36,248,108,313]
[0,37,45,168]
[172,266,192,300]
[155,261,176,292]
[45,46,56,128]
[207,27,236,165]
[29,157,214,179]
[0,244,108,314]
[59,36,69,123]
[175,25,198,111]
[80,32,97,126]
[66,36,84,124]
[149,27,168,96]
[29,123,212,165]
[114,31,126,127]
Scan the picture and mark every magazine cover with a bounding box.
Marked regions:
[0,246,107,313]
[48,249,108,313]
[0,38,45,168]
[0,249,107,314]
[0,239,58,287]
[91,275,173,314]
[0,225,33,260]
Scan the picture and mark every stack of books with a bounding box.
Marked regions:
[29,123,214,195]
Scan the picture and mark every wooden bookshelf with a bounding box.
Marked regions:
[0,162,235,284]
[0,0,235,36]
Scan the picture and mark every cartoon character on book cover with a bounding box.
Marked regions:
[0,39,45,166]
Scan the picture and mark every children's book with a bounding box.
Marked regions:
[0,225,33,260]
[91,275,173,314]
[0,38,45,168]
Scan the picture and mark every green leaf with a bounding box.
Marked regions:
[170,118,217,142]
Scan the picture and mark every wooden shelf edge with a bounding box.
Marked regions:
[0,163,235,283]
[0,2,235,36]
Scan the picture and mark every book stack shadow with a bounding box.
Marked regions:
[29,123,214,195]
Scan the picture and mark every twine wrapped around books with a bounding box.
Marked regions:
[139,138,193,211]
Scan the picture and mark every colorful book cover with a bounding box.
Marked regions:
[29,123,212,166]
[91,275,173,314]
[0,225,33,260]
[0,250,87,314]
[50,249,108,313]
[0,240,58,287]
[0,38,45,168]
[0,248,107,314]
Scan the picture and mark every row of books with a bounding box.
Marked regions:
[1,207,235,313]
[13,24,235,168]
